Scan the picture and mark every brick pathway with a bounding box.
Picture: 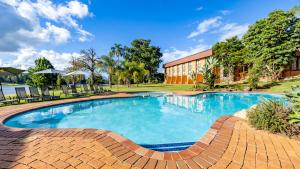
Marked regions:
[0,93,299,169]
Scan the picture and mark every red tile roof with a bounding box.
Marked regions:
[163,49,212,68]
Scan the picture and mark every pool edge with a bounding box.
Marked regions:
[0,92,243,167]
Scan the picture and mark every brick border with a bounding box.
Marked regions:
[0,93,241,168]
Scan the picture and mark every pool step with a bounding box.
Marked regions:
[140,142,195,152]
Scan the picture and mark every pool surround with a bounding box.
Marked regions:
[0,92,242,168]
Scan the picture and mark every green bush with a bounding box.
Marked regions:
[247,99,299,136]
[195,83,209,91]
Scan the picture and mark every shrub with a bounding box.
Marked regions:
[195,83,209,91]
[246,65,262,89]
[247,99,298,136]
[285,85,300,124]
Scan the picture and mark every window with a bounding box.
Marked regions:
[188,62,192,75]
[292,58,297,70]
[177,65,180,76]
[196,60,201,73]
[172,67,175,75]
[291,57,300,70]
[182,64,185,75]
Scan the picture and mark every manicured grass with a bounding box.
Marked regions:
[105,79,300,93]
[266,78,300,93]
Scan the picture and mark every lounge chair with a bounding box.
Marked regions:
[29,86,44,101]
[41,87,60,100]
[99,85,111,92]
[15,87,37,103]
[89,84,97,94]
[61,85,80,97]
[94,85,104,94]
[82,84,94,94]
[0,86,18,105]
[93,85,101,94]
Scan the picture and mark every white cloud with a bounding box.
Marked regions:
[220,10,231,15]
[0,0,92,52]
[187,16,222,39]
[196,6,203,11]
[187,14,249,41]
[0,47,80,70]
[46,22,71,43]
[162,41,210,63]
[219,23,249,41]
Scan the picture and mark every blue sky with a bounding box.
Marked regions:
[0,0,299,71]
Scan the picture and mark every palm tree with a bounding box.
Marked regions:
[115,61,149,87]
[199,57,219,89]
[110,44,124,65]
[99,54,115,88]
[130,62,149,86]
[189,70,197,89]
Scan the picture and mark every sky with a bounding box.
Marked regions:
[0,0,299,72]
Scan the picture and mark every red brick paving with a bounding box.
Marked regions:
[0,92,298,169]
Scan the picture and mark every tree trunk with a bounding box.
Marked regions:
[91,71,95,85]
[108,74,112,88]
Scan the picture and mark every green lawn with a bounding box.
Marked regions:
[104,78,300,93]
[266,79,300,93]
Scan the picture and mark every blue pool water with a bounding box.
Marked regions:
[5,92,282,148]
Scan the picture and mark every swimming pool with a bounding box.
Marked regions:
[4,92,282,151]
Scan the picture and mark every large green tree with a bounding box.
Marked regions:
[125,39,162,81]
[243,10,298,82]
[292,19,300,51]
[213,36,246,84]
[26,57,55,87]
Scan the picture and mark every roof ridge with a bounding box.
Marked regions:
[163,49,212,68]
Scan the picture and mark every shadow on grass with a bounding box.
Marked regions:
[258,81,280,89]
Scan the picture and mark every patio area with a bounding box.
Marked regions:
[0,93,299,169]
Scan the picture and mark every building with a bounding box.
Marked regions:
[163,49,300,84]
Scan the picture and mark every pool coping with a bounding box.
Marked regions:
[0,92,242,168]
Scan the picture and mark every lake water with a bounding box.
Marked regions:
[1,84,29,95]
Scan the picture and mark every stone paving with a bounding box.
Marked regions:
[0,92,299,169]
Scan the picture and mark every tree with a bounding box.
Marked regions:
[125,39,162,81]
[66,56,82,72]
[99,54,116,88]
[213,36,246,84]
[130,62,149,86]
[189,70,197,89]
[292,19,300,52]
[243,10,298,82]
[77,48,99,84]
[199,57,219,89]
[115,61,149,87]
[26,57,55,87]
[110,44,124,65]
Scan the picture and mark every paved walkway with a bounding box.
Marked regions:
[0,93,299,169]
